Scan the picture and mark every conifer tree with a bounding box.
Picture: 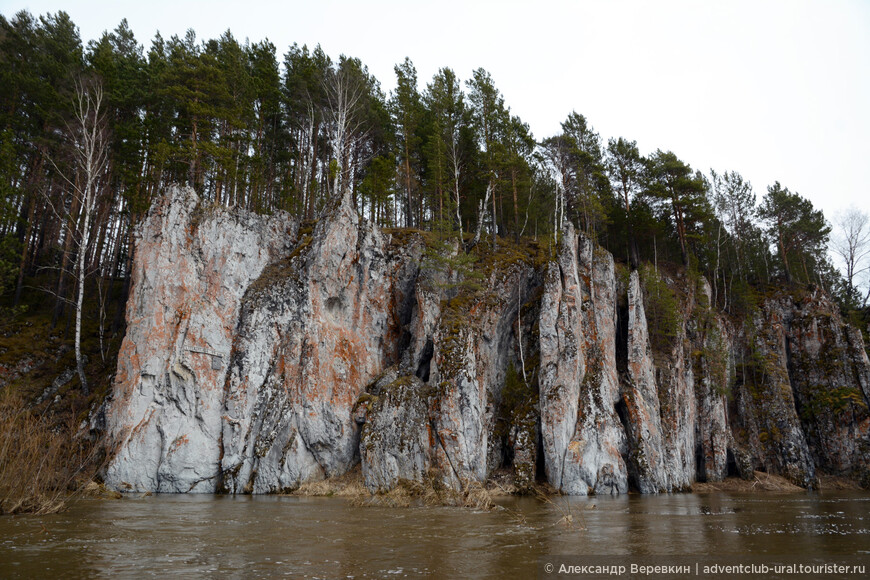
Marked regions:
[423,67,466,237]
[758,182,830,283]
[643,150,710,266]
[391,57,423,228]
[606,137,643,268]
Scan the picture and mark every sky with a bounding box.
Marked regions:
[3,0,869,226]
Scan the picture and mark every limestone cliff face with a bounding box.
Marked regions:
[786,292,870,479]
[730,290,870,487]
[218,192,407,493]
[538,224,628,495]
[105,187,870,494]
[104,187,297,492]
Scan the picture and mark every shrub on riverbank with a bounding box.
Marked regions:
[0,390,99,515]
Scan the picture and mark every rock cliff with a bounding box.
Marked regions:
[104,186,870,494]
[104,187,297,492]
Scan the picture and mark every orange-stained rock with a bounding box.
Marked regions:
[219,191,418,493]
[105,186,297,492]
[104,186,870,495]
[538,224,629,495]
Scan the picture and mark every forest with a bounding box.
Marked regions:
[1,9,868,354]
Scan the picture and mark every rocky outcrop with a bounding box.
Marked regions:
[105,186,297,492]
[686,285,731,484]
[218,193,416,493]
[357,246,540,492]
[731,298,818,488]
[105,186,870,494]
[787,304,870,484]
[621,270,675,492]
[428,259,537,488]
[358,368,431,492]
[777,290,869,484]
[538,224,628,495]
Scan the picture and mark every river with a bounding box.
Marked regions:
[1,492,868,578]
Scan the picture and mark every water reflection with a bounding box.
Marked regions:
[0,492,867,578]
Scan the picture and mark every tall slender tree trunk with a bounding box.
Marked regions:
[75,199,91,396]
[52,191,81,328]
[13,196,38,306]
[112,217,135,335]
[675,204,689,266]
[778,230,792,283]
[13,153,45,305]
[511,168,520,243]
[621,189,640,270]
[491,176,498,251]
[190,112,199,191]
[404,149,413,228]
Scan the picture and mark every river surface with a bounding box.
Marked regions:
[1,492,868,578]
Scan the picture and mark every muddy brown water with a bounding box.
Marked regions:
[1,492,868,578]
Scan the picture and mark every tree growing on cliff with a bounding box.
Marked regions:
[324,56,369,199]
[423,67,467,237]
[758,182,830,284]
[605,137,643,268]
[709,170,756,274]
[501,115,535,242]
[467,68,506,246]
[643,150,710,267]
[542,113,610,240]
[391,58,423,228]
[561,112,610,238]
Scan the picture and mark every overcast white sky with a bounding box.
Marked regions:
[3,0,869,223]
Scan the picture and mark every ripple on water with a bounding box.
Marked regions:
[0,492,868,577]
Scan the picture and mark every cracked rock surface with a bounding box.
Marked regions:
[105,186,870,493]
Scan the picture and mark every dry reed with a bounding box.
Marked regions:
[349,471,498,510]
[291,466,368,497]
[0,390,101,515]
[691,471,804,493]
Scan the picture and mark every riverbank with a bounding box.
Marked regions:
[283,467,865,507]
[692,471,865,493]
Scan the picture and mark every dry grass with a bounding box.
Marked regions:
[461,480,495,510]
[691,471,805,493]
[0,390,102,515]
[290,465,368,497]
[533,486,585,530]
[80,481,123,499]
[349,471,498,510]
[485,468,520,496]
[817,473,864,491]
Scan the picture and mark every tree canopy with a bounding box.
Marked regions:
[0,9,856,341]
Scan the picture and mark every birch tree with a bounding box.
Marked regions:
[831,207,870,307]
[51,78,109,395]
[467,68,505,247]
[324,57,369,200]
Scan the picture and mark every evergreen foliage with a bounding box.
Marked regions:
[639,264,681,356]
[0,8,858,364]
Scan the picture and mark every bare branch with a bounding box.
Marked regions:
[831,207,870,303]
[45,76,111,397]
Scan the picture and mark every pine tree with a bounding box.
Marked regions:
[643,150,711,267]
[605,137,643,268]
[758,182,830,284]
[423,67,466,237]
[466,68,506,243]
[391,57,423,228]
